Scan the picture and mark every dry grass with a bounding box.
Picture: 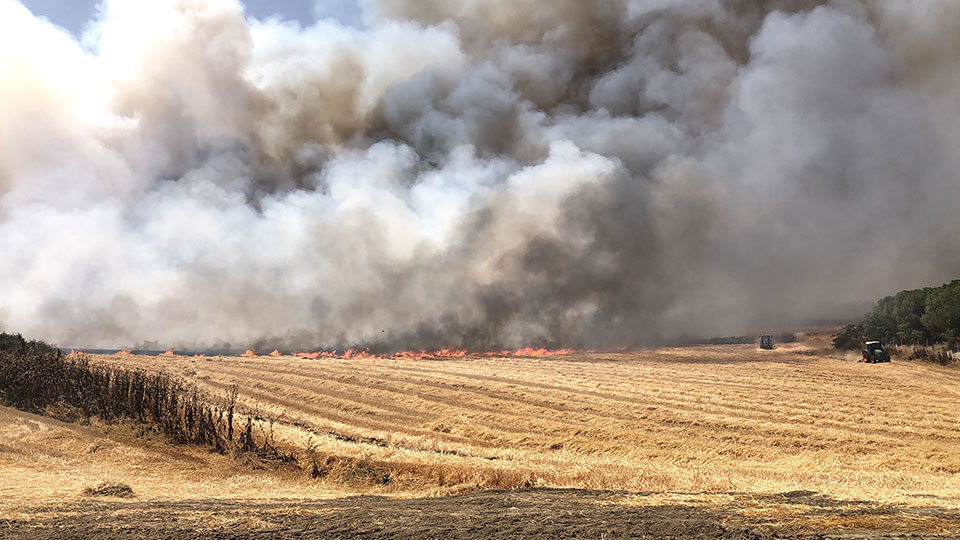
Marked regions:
[84,331,960,507]
[4,330,960,527]
[0,406,344,516]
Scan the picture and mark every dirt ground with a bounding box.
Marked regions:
[3,488,960,540]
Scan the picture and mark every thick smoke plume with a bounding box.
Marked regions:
[1,0,959,350]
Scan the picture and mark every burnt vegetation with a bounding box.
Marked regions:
[0,333,295,464]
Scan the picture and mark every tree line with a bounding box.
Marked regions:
[833,280,960,350]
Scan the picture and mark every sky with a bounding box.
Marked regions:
[17,0,365,36]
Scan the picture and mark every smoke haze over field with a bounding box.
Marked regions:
[1,0,959,350]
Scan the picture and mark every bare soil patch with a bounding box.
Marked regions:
[4,489,960,540]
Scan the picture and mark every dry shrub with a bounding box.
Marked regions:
[44,402,85,423]
[0,333,296,466]
[381,461,539,491]
[311,454,391,485]
[82,482,135,498]
[890,344,957,366]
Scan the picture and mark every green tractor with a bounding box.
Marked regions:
[861,341,891,364]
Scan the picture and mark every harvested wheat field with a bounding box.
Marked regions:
[4,332,960,539]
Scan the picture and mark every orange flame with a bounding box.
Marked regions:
[161,349,175,357]
[241,349,256,357]
[268,349,281,357]
[273,347,585,361]
[115,350,132,356]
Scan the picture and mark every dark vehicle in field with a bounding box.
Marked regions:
[759,334,774,350]
[862,341,891,363]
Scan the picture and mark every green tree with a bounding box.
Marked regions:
[863,296,896,343]
[922,280,960,342]
[834,279,960,349]
[892,288,929,344]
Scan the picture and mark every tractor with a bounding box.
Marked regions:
[759,334,774,350]
[861,341,891,363]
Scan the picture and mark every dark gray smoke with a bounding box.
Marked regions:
[1,0,959,350]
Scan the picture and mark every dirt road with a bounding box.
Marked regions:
[4,488,960,540]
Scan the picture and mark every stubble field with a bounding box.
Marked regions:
[3,332,960,538]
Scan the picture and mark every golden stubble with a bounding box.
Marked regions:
[3,331,960,519]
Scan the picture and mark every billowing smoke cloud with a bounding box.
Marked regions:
[1,0,958,350]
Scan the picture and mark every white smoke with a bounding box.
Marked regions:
[1,0,958,350]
